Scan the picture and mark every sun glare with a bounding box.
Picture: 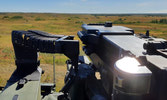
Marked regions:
[115,57,143,74]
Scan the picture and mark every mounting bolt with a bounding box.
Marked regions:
[146,30,149,37]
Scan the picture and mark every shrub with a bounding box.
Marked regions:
[159,19,167,24]
[118,18,123,21]
[2,16,9,19]
[35,17,45,21]
[151,19,158,23]
[151,19,167,24]
[10,16,23,19]
[137,21,141,23]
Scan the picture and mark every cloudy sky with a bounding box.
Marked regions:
[0,0,167,13]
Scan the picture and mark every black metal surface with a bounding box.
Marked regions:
[82,22,134,35]
[78,22,167,100]
[12,30,79,69]
[68,62,107,100]
[12,30,75,53]
[41,83,55,96]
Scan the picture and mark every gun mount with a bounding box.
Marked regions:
[0,30,79,100]
[1,22,167,100]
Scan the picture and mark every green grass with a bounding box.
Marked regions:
[1,13,167,91]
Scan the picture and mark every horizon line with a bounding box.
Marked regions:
[0,12,167,15]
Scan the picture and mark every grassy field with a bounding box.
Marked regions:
[0,13,167,91]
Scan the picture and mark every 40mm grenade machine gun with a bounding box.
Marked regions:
[0,22,167,100]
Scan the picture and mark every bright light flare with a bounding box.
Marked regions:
[115,57,145,74]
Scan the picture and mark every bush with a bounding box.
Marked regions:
[137,21,141,23]
[2,16,9,19]
[10,16,23,19]
[151,19,159,23]
[35,17,45,21]
[118,18,123,21]
[151,19,167,24]
[159,19,167,24]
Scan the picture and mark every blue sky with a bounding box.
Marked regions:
[0,0,167,13]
